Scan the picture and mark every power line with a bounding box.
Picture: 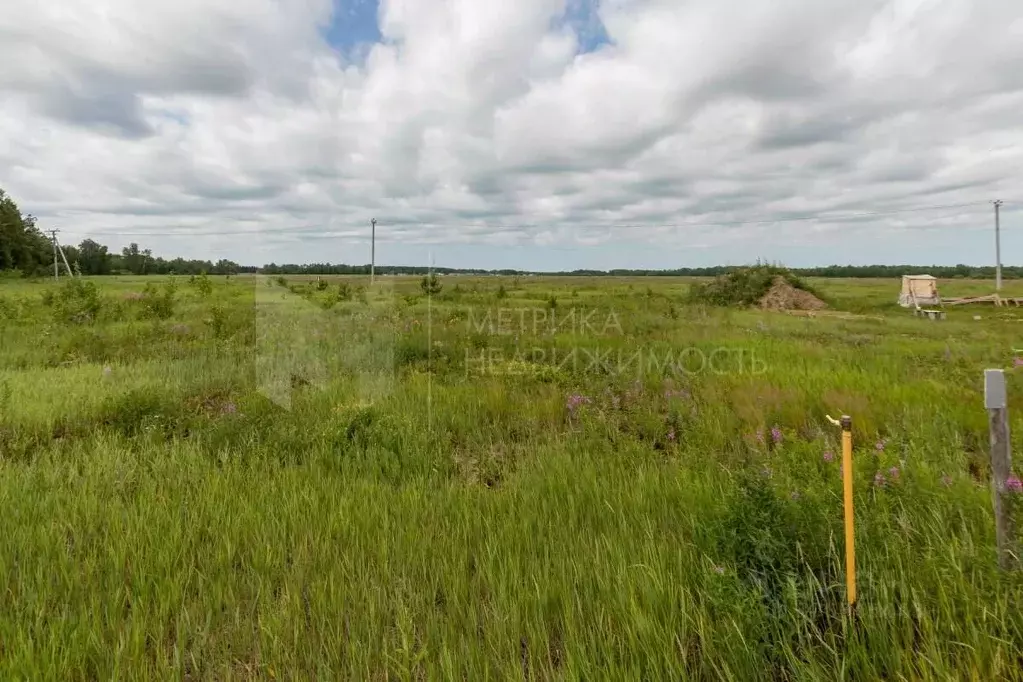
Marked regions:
[56,199,1004,241]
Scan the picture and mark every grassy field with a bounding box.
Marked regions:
[1,272,1023,680]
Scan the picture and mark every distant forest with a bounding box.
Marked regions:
[2,187,1016,280]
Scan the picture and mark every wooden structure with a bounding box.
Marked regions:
[898,275,940,307]
[898,274,945,319]
[945,294,1023,307]
[915,308,946,320]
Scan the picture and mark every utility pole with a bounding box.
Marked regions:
[370,218,376,285]
[49,229,59,281]
[995,200,1003,292]
[48,229,74,279]
[57,235,74,278]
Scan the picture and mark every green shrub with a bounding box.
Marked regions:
[205,304,229,339]
[46,278,102,324]
[0,296,24,321]
[141,280,177,320]
[420,273,443,295]
[191,272,213,297]
[687,263,819,307]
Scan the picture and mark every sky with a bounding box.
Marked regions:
[1,0,1022,271]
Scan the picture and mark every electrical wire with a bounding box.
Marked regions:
[56,198,1010,241]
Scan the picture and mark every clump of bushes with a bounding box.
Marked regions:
[190,272,213,297]
[686,263,818,307]
[44,278,102,324]
[141,280,177,319]
[420,273,443,295]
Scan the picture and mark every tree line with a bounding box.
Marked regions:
[1,188,252,276]
[1,186,1017,279]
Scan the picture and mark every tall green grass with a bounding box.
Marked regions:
[0,274,1021,679]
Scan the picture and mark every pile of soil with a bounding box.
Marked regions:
[758,276,828,311]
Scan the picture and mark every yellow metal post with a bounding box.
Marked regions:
[841,415,856,608]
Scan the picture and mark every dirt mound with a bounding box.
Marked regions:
[758,276,828,311]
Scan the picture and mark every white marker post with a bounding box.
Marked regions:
[984,369,1016,570]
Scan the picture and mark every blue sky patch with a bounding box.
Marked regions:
[323,0,611,61]
[556,0,611,54]
[323,0,382,61]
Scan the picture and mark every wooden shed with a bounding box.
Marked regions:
[898,274,940,308]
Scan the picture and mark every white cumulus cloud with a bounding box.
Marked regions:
[1,0,1021,268]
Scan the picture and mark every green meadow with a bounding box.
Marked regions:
[1,273,1022,680]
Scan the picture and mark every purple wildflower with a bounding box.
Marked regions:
[823,450,835,463]
[221,402,237,415]
[875,438,887,452]
[1008,475,1023,493]
[940,474,953,487]
[874,471,886,487]
[770,425,783,444]
[566,394,591,415]
[1014,357,1023,368]
[888,466,900,481]
[713,565,725,575]
[667,429,676,442]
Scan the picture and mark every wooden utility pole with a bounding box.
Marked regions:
[370,218,376,285]
[985,369,1016,570]
[57,236,73,278]
[49,229,59,281]
[48,229,73,279]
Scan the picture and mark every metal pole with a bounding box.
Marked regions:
[841,415,857,608]
[995,200,1003,292]
[371,218,376,285]
[985,369,1016,570]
